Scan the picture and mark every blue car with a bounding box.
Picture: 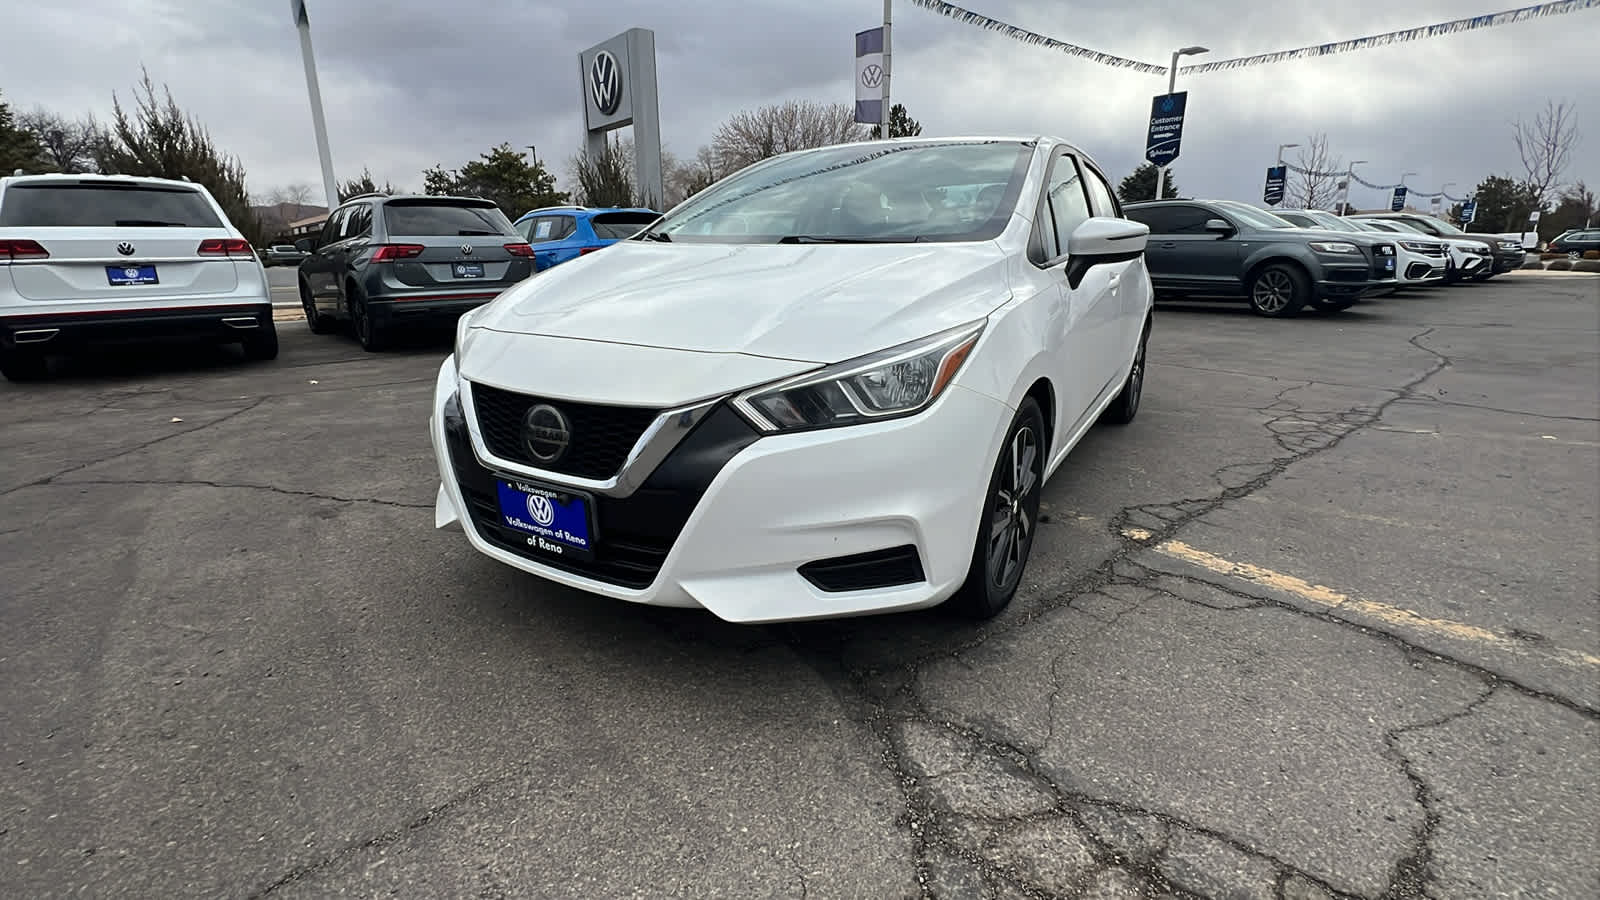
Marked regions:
[511,205,660,272]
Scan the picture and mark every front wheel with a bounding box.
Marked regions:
[948,397,1046,620]
[1248,264,1308,317]
[301,279,334,334]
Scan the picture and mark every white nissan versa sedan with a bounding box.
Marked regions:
[430,137,1154,623]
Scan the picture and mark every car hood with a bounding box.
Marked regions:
[466,240,1014,364]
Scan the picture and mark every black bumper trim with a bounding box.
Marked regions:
[0,304,273,351]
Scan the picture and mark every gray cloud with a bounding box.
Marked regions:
[3,0,1594,211]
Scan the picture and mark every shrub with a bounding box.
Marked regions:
[1546,260,1573,271]
[1584,250,1600,260]
[1540,252,1564,260]
[1574,260,1600,273]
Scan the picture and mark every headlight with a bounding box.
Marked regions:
[1399,240,1433,252]
[732,320,985,433]
[1497,240,1519,249]
[1309,241,1360,254]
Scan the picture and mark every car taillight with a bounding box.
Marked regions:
[197,238,254,257]
[0,238,49,262]
[579,246,601,255]
[370,244,425,262]
[503,243,535,257]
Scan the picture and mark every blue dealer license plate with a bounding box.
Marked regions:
[495,478,594,559]
[452,262,484,278]
[107,265,158,285]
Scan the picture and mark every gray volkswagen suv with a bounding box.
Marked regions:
[1122,199,1397,317]
[296,194,535,350]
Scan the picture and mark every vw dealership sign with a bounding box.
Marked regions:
[1263,166,1287,206]
[1144,92,1187,166]
[579,29,664,209]
[1390,185,1408,212]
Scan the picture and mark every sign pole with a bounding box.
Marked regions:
[881,0,892,138]
[290,0,339,210]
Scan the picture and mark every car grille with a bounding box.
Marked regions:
[1415,245,1445,257]
[468,381,659,480]
[442,391,760,590]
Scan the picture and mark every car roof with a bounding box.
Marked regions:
[513,206,659,222]
[1,172,211,191]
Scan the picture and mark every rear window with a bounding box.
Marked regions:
[382,201,517,237]
[590,212,658,240]
[0,182,224,228]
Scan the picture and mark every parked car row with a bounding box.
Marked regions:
[1119,198,1527,317]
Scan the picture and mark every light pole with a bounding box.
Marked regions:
[289,0,339,210]
[1400,171,1418,186]
[1153,45,1208,199]
[1336,160,1367,214]
[1276,143,1299,165]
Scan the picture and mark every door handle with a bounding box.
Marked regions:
[1160,241,1177,249]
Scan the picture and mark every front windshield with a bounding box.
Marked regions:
[1304,210,1354,230]
[1217,202,1297,230]
[1408,215,1462,235]
[646,140,1034,244]
[1381,219,1433,235]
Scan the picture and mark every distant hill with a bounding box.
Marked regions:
[253,201,327,240]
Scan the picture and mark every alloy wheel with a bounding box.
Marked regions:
[1252,270,1292,313]
[987,425,1039,590]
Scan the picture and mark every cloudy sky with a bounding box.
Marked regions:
[3,0,1594,210]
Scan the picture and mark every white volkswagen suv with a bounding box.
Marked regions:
[430,136,1154,623]
[0,173,276,381]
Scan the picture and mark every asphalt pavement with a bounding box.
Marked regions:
[266,265,298,308]
[2,274,1597,899]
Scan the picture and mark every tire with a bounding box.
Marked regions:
[241,318,279,361]
[1567,251,1581,262]
[1248,263,1309,317]
[347,282,387,352]
[0,348,48,382]
[301,279,334,334]
[1100,322,1148,426]
[948,397,1046,620]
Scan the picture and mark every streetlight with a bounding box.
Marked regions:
[1400,171,1418,186]
[289,0,339,210]
[1337,160,1368,214]
[1276,143,1299,165]
[1153,45,1209,199]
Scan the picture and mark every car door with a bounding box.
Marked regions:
[339,203,374,296]
[305,208,348,311]
[524,215,577,271]
[1079,163,1146,354]
[1033,150,1119,437]
[1160,204,1242,293]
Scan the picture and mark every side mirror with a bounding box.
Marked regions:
[294,238,315,253]
[1065,217,1149,289]
[1205,218,1235,235]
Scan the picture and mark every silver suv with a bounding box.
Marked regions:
[295,194,536,351]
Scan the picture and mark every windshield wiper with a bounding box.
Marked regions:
[777,234,906,244]
[636,230,671,242]
[115,219,185,227]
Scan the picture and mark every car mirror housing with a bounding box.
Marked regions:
[1065,217,1149,289]
[1205,218,1234,234]
[294,238,315,253]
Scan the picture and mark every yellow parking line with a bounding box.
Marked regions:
[1124,530,1600,670]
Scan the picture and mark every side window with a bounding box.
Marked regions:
[1165,206,1218,234]
[1082,166,1120,219]
[320,208,348,244]
[349,204,372,239]
[1123,206,1175,234]
[1042,154,1091,259]
[524,216,577,243]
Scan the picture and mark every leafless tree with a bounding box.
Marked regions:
[1284,133,1343,210]
[270,182,314,208]
[17,107,104,173]
[667,145,721,206]
[1515,100,1580,204]
[709,100,868,175]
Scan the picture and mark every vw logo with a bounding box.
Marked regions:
[522,403,572,464]
[1161,97,1175,113]
[525,494,556,528]
[590,50,623,116]
[461,245,473,255]
[123,267,139,278]
[860,64,883,89]
[116,242,135,256]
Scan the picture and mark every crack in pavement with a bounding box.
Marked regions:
[246,772,515,898]
[46,477,433,510]
[0,398,267,498]
[1376,686,1500,900]
[772,324,1596,898]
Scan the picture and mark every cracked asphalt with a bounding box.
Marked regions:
[2,274,1597,899]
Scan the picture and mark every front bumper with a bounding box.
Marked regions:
[0,303,273,352]
[429,355,1012,623]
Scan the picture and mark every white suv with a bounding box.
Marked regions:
[0,173,276,381]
